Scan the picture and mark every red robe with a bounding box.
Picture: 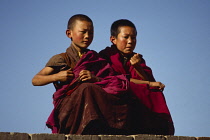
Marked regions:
[99,45,175,135]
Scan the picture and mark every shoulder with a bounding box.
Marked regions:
[99,46,112,54]
[99,46,113,59]
[45,54,66,67]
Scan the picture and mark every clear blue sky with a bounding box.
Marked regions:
[0,0,209,137]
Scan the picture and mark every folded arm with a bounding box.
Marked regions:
[130,53,149,80]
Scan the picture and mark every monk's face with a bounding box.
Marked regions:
[111,26,136,56]
[66,20,94,51]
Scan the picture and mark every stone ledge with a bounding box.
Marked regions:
[0,132,210,140]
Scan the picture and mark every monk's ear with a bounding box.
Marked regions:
[110,36,117,44]
[66,29,72,39]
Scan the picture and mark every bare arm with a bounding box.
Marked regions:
[130,78,165,91]
[130,78,150,84]
[130,53,149,80]
[32,67,74,86]
[133,64,149,80]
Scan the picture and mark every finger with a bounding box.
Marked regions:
[80,71,91,77]
[134,53,138,57]
[67,73,74,77]
[132,55,137,59]
[80,70,89,75]
[80,74,90,80]
[160,84,165,90]
[130,59,133,63]
[80,76,90,81]
[79,70,86,76]
[81,77,90,81]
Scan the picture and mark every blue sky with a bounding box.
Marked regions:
[0,0,209,137]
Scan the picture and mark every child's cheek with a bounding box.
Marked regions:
[120,40,128,47]
[74,34,83,41]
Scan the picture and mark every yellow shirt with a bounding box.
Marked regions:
[78,51,83,58]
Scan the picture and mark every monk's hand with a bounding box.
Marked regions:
[130,53,141,66]
[149,81,165,91]
[79,70,100,83]
[55,68,74,82]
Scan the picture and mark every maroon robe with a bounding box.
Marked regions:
[99,45,175,135]
[45,46,137,134]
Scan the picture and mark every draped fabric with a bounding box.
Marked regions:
[99,45,175,135]
[46,45,131,134]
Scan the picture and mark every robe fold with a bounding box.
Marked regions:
[99,45,175,135]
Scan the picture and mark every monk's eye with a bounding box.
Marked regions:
[80,31,86,33]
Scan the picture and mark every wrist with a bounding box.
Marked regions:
[53,74,59,82]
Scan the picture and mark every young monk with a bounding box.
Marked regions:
[99,19,175,135]
[32,14,130,135]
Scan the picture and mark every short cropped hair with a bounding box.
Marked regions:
[67,14,93,29]
[111,19,137,38]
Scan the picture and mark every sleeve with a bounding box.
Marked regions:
[45,54,67,67]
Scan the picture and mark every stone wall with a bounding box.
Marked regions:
[0,132,209,140]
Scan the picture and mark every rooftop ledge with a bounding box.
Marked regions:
[0,132,209,140]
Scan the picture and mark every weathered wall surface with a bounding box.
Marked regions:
[0,132,209,140]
